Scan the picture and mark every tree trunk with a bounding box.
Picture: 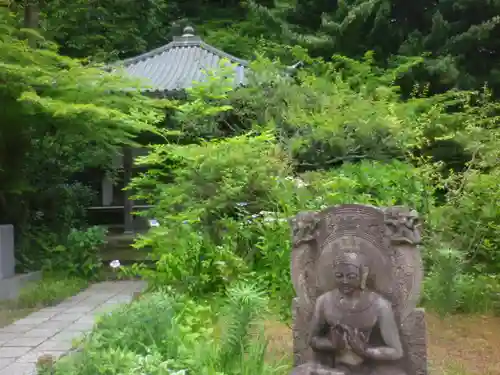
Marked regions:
[23,0,40,47]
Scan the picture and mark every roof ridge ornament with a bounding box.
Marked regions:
[173,25,201,43]
[182,25,195,37]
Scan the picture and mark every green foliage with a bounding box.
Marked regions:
[303,160,434,213]
[423,248,500,315]
[42,0,172,61]
[129,132,291,295]
[130,226,248,295]
[192,283,287,375]
[133,133,291,224]
[91,291,213,362]
[41,227,107,279]
[228,55,435,171]
[45,284,288,375]
[17,276,88,308]
[429,169,500,274]
[250,220,293,318]
[249,0,500,95]
[0,8,167,271]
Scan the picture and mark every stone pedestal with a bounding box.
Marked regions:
[0,225,41,300]
[0,225,15,279]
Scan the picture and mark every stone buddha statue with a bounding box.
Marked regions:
[292,251,406,375]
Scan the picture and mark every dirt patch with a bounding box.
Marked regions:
[426,314,500,375]
[265,313,500,375]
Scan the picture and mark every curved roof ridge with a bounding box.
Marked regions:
[118,36,248,68]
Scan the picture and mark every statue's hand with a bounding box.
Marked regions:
[329,327,346,350]
[345,327,367,357]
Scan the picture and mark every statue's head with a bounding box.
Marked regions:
[333,251,369,296]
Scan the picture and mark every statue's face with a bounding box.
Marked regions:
[334,263,361,296]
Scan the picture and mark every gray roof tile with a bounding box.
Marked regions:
[115,27,248,93]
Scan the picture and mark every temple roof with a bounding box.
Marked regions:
[117,26,248,94]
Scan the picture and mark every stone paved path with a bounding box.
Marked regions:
[0,280,145,375]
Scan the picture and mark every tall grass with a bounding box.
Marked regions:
[423,247,500,315]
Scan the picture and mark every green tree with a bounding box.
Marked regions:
[0,8,165,263]
[41,0,172,60]
[250,0,500,95]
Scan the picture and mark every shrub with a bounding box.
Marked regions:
[132,132,293,229]
[250,219,293,318]
[42,226,106,279]
[131,226,248,296]
[46,284,288,375]
[422,247,500,315]
[130,133,295,295]
[430,168,500,274]
[302,160,435,212]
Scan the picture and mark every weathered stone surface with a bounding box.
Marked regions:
[3,337,46,348]
[288,204,427,375]
[0,361,36,375]
[0,346,32,358]
[0,225,15,280]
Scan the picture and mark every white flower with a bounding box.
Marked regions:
[294,178,308,188]
[109,260,121,269]
[283,176,308,188]
[149,219,160,227]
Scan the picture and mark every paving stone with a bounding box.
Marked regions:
[51,330,83,342]
[4,336,46,347]
[64,305,96,313]
[0,361,36,375]
[0,358,14,370]
[36,339,72,352]
[25,311,60,320]
[0,333,19,344]
[14,317,49,325]
[0,346,32,358]
[0,325,37,334]
[38,320,72,330]
[74,315,95,324]
[37,306,67,314]
[50,313,82,322]
[23,328,60,338]
[65,321,94,332]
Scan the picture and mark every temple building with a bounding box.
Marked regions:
[87,26,249,233]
